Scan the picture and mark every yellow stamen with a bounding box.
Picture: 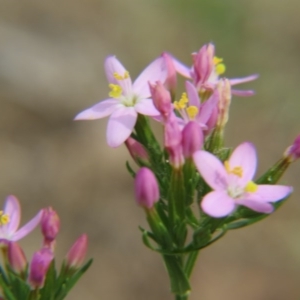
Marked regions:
[113,71,129,80]
[174,93,189,110]
[244,181,258,193]
[215,63,226,75]
[224,161,243,177]
[186,106,199,119]
[213,56,223,65]
[0,211,9,226]
[108,84,122,98]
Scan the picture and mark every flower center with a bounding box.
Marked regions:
[174,93,199,120]
[213,56,226,75]
[109,84,122,98]
[0,211,9,226]
[224,161,243,177]
[244,181,258,193]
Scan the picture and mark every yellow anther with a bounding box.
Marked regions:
[213,56,223,65]
[108,84,122,98]
[186,106,199,119]
[244,181,258,193]
[174,93,189,111]
[215,63,226,75]
[113,71,130,80]
[0,211,9,226]
[224,161,243,177]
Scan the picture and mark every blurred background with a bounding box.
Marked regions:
[1,0,300,299]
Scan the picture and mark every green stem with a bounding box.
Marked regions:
[184,250,200,278]
[175,294,189,300]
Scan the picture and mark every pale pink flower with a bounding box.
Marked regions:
[0,195,43,242]
[75,56,167,147]
[193,142,293,218]
[171,43,258,97]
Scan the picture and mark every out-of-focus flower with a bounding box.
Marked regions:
[193,142,293,218]
[7,242,27,275]
[65,234,88,270]
[28,248,54,289]
[135,168,160,209]
[172,43,258,97]
[284,134,300,162]
[0,195,43,242]
[41,207,60,249]
[75,56,167,147]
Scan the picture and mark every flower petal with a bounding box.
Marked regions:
[133,57,167,99]
[74,99,121,120]
[193,150,228,190]
[2,195,21,235]
[135,99,160,116]
[185,81,200,108]
[172,56,191,78]
[201,190,236,218]
[229,74,259,86]
[107,107,137,147]
[197,91,218,125]
[245,185,293,203]
[229,142,257,186]
[11,210,43,241]
[235,199,273,214]
[231,89,255,97]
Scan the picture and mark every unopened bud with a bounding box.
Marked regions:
[29,248,54,289]
[182,121,203,158]
[135,168,159,209]
[162,52,177,98]
[284,134,300,162]
[216,78,231,128]
[125,137,149,165]
[41,207,60,249]
[8,242,27,275]
[65,234,88,270]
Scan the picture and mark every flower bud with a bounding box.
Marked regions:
[149,81,172,119]
[284,134,300,162]
[41,207,60,249]
[29,248,54,289]
[135,168,159,209]
[125,137,149,165]
[182,121,203,158]
[8,242,27,275]
[65,234,88,270]
[216,78,231,128]
[162,52,177,97]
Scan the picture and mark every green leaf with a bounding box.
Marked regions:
[39,260,56,300]
[0,274,17,300]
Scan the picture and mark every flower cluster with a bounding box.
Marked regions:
[0,196,90,300]
[76,43,298,298]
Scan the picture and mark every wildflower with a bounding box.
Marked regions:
[7,242,27,275]
[171,43,258,97]
[135,168,159,209]
[41,207,60,249]
[193,142,293,217]
[0,195,43,242]
[65,234,88,270]
[75,56,167,147]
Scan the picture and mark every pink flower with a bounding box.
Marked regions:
[8,242,27,274]
[75,56,167,147]
[0,195,43,242]
[193,142,293,218]
[171,43,258,97]
[65,234,88,270]
[41,207,60,249]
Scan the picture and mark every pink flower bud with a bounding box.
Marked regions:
[41,207,60,249]
[284,135,300,161]
[149,81,172,119]
[135,168,159,209]
[8,242,27,274]
[216,78,231,128]
[182,121,203,158]
[125,137,149,165]
[65,234,88,269]
[162,52,177,95]
[29,248,54,289]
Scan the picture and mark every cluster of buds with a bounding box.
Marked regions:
[0,196,90,300]
[75,43,299,298]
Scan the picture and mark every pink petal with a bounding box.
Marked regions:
[12,210,43,241]
[172,56,191,78]
[229,74,259,86]
[135,99,160,116]
[229,142,257,187]
[245,185,293,203]
[193,150,228,191]
[231,89,255,97]
[201,190,236,218]
[235,199,273,214]
[74,99,121,120]
[3,195,21,235]
[185,81,200,108]
[106,107,137,148]
[197,91,218,125]
[133,57,167,98]
[104,56,127,84]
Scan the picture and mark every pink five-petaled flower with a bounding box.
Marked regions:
[0,195,43,243]
[193,142,293,218]
[171,43,258,97]
[75,56,167,147]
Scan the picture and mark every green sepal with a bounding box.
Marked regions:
[0,273,17,300]
[125,161,136,178]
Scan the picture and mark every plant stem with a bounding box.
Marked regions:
[184,250,200,278]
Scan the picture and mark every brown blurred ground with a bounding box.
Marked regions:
[0,0,300,299]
